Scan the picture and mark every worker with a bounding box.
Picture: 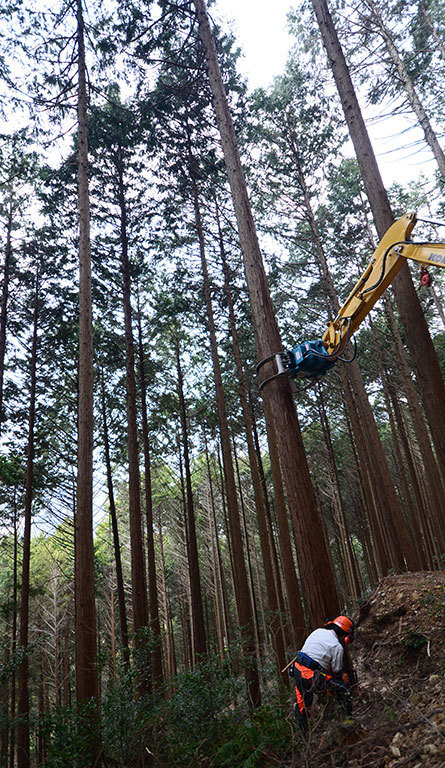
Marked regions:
[290,615,355,730]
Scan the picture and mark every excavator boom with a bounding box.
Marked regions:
[284,213,445,381]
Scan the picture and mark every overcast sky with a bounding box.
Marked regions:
[213,0,293,89]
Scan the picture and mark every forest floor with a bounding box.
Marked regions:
[277,570,445,768]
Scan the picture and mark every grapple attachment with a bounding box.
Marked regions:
[287,339,337,379]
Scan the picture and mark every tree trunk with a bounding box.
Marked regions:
[342,375,390,576]
[384,298,445,545]
[287,120,413,572]
[311,0,445,476]
[249,396,292,647]
[218,215,286,677]
[0,200,12,434]
[1,643,8,766]
[158,510,177,679]
[190,168,261,707]
[364,0,445,180]
[16,274,38,768]
[203,433,233,651]
[75,3,100,762]
[419,1,445,61]
[234,443,263,664]
[194,0,340,627]
[136,303,164,685]
[175,338,207,659]
[9,497,18,768]
[206,486,225,659]
[117,159,149,672]
[317,388,361,597]
[368,315,425,570]
[100,372,130,668]
[259,393,307,648]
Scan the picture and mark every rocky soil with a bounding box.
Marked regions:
[284,570,445,768]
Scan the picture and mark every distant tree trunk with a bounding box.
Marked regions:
[1,643,8,766]
[9,497,18,768]
[206,490,225,659]
[194,0,340,627]
[203,433,233,650]
[117,159,149,672]
[63,614,71,706]
[286,118,409,573]
[343,378,390,577]
[369,315,425,569]
[136,304,163,685]
[344,417,378,586]
[317,388,361,597]
[419,1,445,61]
[100,373,130,668]
[0,200,12,433]
[188,154,261,707]
[16,272,38,768]
[363,0,445,180]
[177,458,194,669]
[36,667,44,768]
[386,380,437,568]
[158,510,177,679]
[259,393,307,648]
[249,397,292,645]
[175,338,207,659]
[428,284,445,325]
[218,210,287,678]
[311,0,445,477]
[109,584,117,683]
[234,443,263,663]
[384,298,445,548]
[74,3,100,763]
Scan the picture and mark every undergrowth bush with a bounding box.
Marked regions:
[36,652,293,767]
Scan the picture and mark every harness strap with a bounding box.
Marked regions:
[296,651,322,672]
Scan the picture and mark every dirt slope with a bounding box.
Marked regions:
[284,571,445,768]
[352,570,445,768]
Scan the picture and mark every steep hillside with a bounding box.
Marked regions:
[288,571,445,768]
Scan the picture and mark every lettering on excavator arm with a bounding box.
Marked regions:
[257,212,445,389]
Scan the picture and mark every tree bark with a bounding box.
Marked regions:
[384,298,445,545]
[0,200,12,434]
[249,396,293,648]
[194,0,340,627]
[100,372,130,668]
[74,5,101,762]
[18,276,39,768]
[317,388,361,597]
[175,338,207,659]
[9,497,18,768]
[189,164,261,707]
[117,157,149,671]
[311,0,445,476]
[419,1,445,61]
[218,214,286,678]
[136,304,164,685]
[363,0,445,180]
[203,433,233,651]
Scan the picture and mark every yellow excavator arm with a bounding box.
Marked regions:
[257,212,445,387]
[322,212,445,356]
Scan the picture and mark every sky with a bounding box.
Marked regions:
[214,0,293,89]
[212,0,437,190]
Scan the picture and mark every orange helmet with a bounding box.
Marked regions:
[325,615,355,644]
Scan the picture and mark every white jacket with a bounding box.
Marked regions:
[300,628,344,674]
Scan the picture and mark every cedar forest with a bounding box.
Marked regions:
[0,0,444,766]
